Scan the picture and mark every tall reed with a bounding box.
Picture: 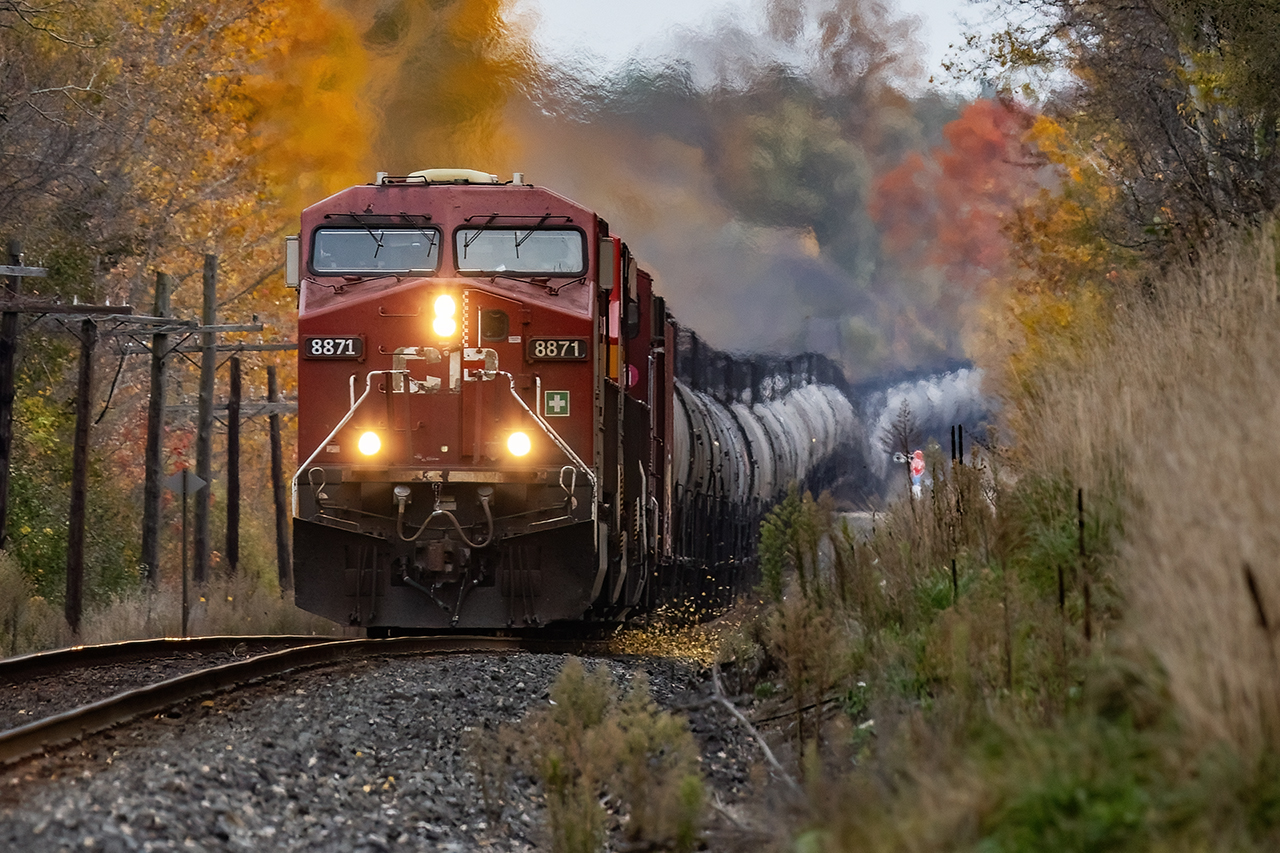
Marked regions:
[1012,224,1280,753]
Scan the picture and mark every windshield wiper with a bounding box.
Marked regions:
[414,227,438,258]
[343,213,386,258]
[461,229,485,259]
[486,273,586,296]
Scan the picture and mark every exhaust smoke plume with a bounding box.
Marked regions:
[860,367,991,481]
[501,1,1034,386]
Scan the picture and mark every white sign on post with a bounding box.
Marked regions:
[163,468,205,637]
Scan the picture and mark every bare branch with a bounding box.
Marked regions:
[710,665,801,795]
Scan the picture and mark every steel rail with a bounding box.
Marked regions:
[0,635,339,685]
[0,635,542,766]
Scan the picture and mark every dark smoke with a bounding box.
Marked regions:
[508,0,989,384]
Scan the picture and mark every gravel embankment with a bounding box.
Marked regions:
[0,652,766,851]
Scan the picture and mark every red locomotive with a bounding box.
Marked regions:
[286,169,860,632]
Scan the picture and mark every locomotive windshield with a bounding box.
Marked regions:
[455,228,586,275]
[311,228,440,274]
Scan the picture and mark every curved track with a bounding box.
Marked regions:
[0,635,591,766]
[0,635,337,685]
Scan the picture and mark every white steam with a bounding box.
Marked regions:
[862,367,990,480]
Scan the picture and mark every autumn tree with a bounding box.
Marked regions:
[871,99,1041,298]
[985,0,1280,256]
[0,0,372,599]
[337,0,534,175]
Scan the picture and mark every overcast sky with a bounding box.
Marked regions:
[513,0,996,88]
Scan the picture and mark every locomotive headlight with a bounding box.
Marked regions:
[432,294,457,337]
[357,431,382,456]
[507,431,532,457]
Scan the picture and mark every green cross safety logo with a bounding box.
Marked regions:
[544,390,570,417]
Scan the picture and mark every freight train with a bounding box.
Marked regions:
[285,169,863,632]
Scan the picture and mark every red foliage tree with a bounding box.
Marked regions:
[872,99,1041,295]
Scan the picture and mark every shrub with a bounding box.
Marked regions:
[499,658,705,853]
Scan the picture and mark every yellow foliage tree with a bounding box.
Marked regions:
[979,113,1139,405]
[337,0,535,175]
[246,1,374,211]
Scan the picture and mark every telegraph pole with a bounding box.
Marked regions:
[226,355,241,576]
[194,255,217,583]
[141,271,173,585]
[0,278,131,635]
[65,318,97,635]
[268,366,292,592]
[0,241,35,549]
[0,244,291,630]
[0,242,290,628]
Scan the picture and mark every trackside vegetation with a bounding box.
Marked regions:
[716,224,1280,851]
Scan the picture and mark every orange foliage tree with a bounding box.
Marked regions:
[869,97,1136,397]
[871,99,1041,301]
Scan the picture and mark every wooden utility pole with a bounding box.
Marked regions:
[166,468,206,637]
[141,271,173,585]
[0,258,129,633]
[0,241,25,549]
[268,366,292,592]
[226,355,241,576]
[0,242,286,624]
[66,318,97,635]
[194,254,217,583]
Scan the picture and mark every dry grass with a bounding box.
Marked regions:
[0,562,339,657]
[80,573,340,644]
[1009,224,1280,754]
[480,658,704,853]
[0,553,71,655]
[703,224,1280,850]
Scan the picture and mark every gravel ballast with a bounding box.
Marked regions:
[0,652,763,851]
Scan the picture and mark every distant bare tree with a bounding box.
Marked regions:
[879,398,921,458]
[879,399,921,494]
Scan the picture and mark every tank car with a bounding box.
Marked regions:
[286,169,861,632]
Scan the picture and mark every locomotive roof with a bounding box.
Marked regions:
[302,171,598,228]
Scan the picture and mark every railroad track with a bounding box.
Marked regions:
[0,634,590,766]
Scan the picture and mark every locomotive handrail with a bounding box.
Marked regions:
[292,369,409,516]
[492,369,606,593]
